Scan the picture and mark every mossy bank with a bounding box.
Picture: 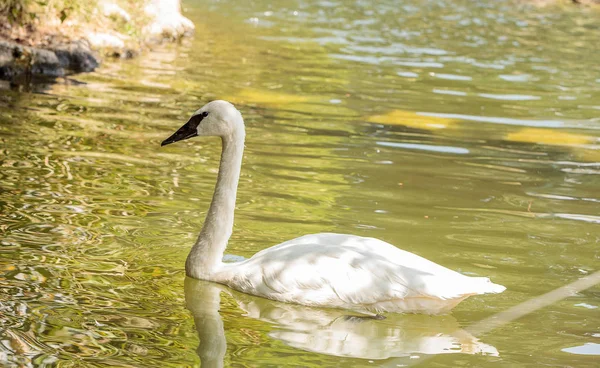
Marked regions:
[0,0,194,80]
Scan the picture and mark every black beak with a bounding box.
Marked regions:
[161,114,204,147]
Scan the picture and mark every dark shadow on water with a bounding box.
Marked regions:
[0,74,87,94]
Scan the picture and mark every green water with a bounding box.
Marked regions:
[1,0,599,366]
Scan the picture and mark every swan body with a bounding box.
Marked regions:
[213,233,505,314]
[162,100,505,315]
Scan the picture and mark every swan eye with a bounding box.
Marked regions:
[201,111,209,118]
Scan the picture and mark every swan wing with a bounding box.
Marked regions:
[216,233,504,310]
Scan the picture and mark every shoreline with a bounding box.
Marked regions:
[0,0,194,81]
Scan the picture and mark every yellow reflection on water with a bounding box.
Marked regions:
[366,109,458,130]
[226,88,312,106]
[506,128,594,146]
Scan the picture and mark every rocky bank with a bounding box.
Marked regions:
[0,0,194,80]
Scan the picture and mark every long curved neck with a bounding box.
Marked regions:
[186,127,245,279]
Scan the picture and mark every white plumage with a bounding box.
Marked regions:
[214,233,505,314]
[162,100,505,315]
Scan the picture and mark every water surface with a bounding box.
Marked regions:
[1,0,599,366]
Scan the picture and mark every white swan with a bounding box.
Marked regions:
[161,100,506,315]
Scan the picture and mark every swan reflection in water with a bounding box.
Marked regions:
[184,278,499,366]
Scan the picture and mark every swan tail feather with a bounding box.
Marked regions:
[470,277,506,295]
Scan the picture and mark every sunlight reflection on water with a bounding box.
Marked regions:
[1,0,599,367]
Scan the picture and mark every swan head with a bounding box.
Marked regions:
[161,100,244,146]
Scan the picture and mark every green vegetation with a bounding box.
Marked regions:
[1,0,193,62]
[0,0,154,54]
[1,0,98,26]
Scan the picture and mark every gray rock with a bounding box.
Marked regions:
[52,40,99,72]
[30,47,64,77]
[0,39,99,80]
